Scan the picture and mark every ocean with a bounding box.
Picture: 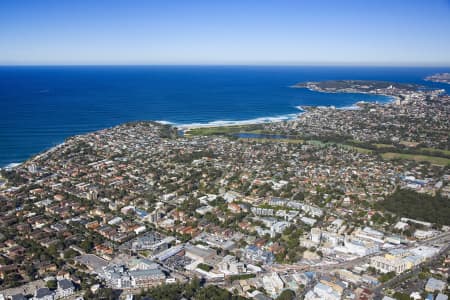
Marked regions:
[1,65,449,167]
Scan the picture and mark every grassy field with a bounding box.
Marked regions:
[240,138,373,154]
[184,125,264,136]
[239,137,304,144]
[338,144,373,154]
[419,147,450,156]
[381,152,450,166]
[373,143,396,149]
[185,126,449,163]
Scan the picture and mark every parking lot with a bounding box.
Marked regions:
[75,254,109,273]
[163,253,193,272]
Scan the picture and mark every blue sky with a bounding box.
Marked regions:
[1,0,450,65]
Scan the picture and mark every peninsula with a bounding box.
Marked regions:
[425,72,450,84]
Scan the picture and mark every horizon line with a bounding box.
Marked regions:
[1,63,450,68]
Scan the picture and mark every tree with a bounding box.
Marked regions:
[64,249,78,259]
[47,244,58,257]
[80,239,94,252]
[276,289,296,300]
[195,285,246,300]
[4,273,22,288]
[185,276,200,298]
[379,271,396,283]
[393,292,412,300]
[83,289,94,299]
[378,189,450,226]
[46,279,57,290]
[87,288,115,300]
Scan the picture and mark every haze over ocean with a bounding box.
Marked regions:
[0,65,449,167]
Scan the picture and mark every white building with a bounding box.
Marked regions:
[321,231,341,247]
[108,216,123,225]
[353,227,384,244]
[425,277,447,293]
[436,294,448,300]
[195,205,214,215]
[304,283,341,300]
[217,255,247,275]
[33,288,55,300]
[393,221,409,231]
[301,216,317,226]
[328,219,344,233]
[270,221,291,237]
[370,256,408,274]
[335,237,379,257]
[414,230,435,239]
[55,279,75,299]
[410,246,439,259]
[262,272,284,298]
[310,228,322,243]
[222,191,241,203]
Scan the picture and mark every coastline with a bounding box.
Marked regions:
[2,66,448,169]
[1,141,67,170]
[0,96,392,169]
[162,89,396,132]
[295,84,399,106]
[0,86,401,169]
[172,107,304,131]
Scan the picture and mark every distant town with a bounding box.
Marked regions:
[0,76,449,300]
[425,73,450,85]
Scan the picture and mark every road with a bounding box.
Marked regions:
[371,235,450,298]
[267,231,450,274]
[268,251,383,273]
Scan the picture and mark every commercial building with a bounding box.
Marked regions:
[370,256,408,274]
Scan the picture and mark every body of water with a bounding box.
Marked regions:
[1,65,449,166]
